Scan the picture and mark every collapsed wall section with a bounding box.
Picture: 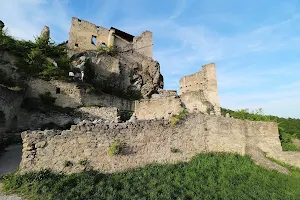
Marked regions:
[19,114,286,174]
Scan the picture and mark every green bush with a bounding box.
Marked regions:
[2,153,300,200]
[1,28,71,80]
[169,109,189,127]
[39,92,56,106]
[108,140,124,156]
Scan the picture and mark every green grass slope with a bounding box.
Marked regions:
[1,153,300,200]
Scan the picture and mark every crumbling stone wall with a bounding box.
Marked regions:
[133,31,153,58]
[26,78,133,110]
[19,113,292,174]
[179,63,221,115]
[17,109,74,131]
[68,17,111,51]
[134,63,221,119]
[135,95,183,120]
[81,93,133,111]
[67,17,153,58]
[27,79,82,108]
[0,85,24,147]
[76,107,119,122]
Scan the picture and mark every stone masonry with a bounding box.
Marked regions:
[180,63,221,115]
[19,113,300,174]
[134,63,221,119]
[68,17,153,58]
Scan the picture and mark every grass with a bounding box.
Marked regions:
[1,153,300,200]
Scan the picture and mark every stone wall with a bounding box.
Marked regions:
[134,96,183,120]
[179,63,221,115]
[76,107,119,122]
[17,109,74,131]
[133,31,153,58]
[67,17,153,59]
[27,79,82,108]
[19,113,293,174]
[68,17,111,51]
[26,78,133,111]
[0,85,24,147]
[81,93,133,111]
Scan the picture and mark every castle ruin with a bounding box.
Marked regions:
[134,63,221,120]
[68,17,153,58]
[1,17,299,175]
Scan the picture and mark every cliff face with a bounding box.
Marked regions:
[71,50,164,99]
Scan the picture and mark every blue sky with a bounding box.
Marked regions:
[1,0,300,118]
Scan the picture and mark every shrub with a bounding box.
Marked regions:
[169,109,189,127]
[108,140,124,156]
[39,92,56,106]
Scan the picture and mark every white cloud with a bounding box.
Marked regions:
[0,0,70,42]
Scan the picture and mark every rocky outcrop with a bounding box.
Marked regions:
[40,26,50,41]
[71,50,164,99]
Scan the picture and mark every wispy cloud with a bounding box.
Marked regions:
[0,0,70,42]
[1,0,299,117]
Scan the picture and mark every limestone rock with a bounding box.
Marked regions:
[40,26,50,41]
[70,50,164,99]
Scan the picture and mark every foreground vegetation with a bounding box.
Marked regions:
[1,153,300,200]
[0,28,70,82]
[221,108,300,151]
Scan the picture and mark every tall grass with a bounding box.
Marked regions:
[1,153,300,200]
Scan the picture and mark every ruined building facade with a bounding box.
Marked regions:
[68,17,153,58]
[180,63,220,115]
[134,63,221,119]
